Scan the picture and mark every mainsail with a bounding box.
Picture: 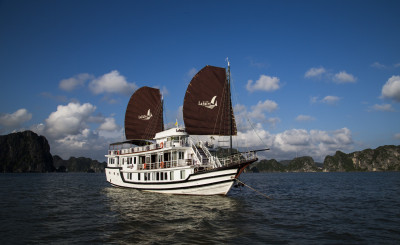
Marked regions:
[183,65,237,135]
[125,86,164,140]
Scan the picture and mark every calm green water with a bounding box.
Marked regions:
[1,172,399,244]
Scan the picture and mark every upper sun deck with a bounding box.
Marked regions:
[107,127,190,156]
[154,127,188,141]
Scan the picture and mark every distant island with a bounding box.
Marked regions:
[250,145,400,172]
[1,130,399,173]
[0,131,105,173]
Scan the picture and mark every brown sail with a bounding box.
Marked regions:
[125,86,164,140]
[183,65,237,135]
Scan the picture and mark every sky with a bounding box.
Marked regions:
[0,0,399,162]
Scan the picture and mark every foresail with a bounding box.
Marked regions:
[125,86,164,140]
[183,65,237,135]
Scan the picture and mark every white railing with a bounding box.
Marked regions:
[188,138,203,165]
[219,151,257,167]
[198,141,222,168]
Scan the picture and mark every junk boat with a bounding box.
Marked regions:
[105,62,262,195]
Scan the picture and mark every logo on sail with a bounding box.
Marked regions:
[138,109,152,120]
[198,96,218,109]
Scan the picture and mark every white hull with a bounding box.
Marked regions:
[105,164,251,195]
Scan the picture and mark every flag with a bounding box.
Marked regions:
[175,119,178,127]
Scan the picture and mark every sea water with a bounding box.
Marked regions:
[0,172,399,244]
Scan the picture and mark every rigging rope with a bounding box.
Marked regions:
[235,178,273,200]
[230,75,269,151]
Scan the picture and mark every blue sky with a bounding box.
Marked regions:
[0,0,399,162]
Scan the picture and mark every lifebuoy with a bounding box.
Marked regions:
[160,162,164,168]
[160,142,164,148]
[143,163,147,169]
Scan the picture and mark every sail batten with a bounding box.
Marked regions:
[125,86,163,140]
[183,65,237,136]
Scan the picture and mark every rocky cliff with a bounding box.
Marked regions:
[286,156,319,172]
[250,156,320,172]
[53,155,106,173]
[250,145,400,172]
[323,145,400,172]
[0,131,55,172]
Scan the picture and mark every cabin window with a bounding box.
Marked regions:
[164,152,170,162]
[170,171,174,180]
[180,170,185,179]
[179,151,184,159]
[138,173,141,181]
[164,172,168,180]
[172,151,177,161]
[160,172,164,181]
[134,157,137,164]
[156,172,160,181]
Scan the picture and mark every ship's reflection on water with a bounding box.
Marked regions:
[102,187,248,244]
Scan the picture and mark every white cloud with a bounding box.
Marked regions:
[321,95,341,105]
[246,75,280,92]
[0,108,32,128]
[394,63,400,68]
[89,70,137,95]
[371,62,386,69]
[295,115,315,122]
[59,73,93,91]
[235,126,354,161]
[250,100,278,116]
[99,117,119,131]
[333,71,357,83]
[45,102,96,138]
[265,117,281,128]
[394,133,400,140]
[248,100,278,122]
[56,128,92,149]
[236,123,274,148]
[235,100,279,129]
[371,103,395,112]
[304,67,326,78]
[381,75,400,102]
[33,102,124,160]
[275,129,311,151]
[305,67,357,84]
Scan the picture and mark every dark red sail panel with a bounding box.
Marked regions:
[183,65,237,135]
[125,87,163,140]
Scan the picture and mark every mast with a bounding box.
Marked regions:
[227,58,233,155]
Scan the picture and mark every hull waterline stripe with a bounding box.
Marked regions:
[107,178,234,191]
